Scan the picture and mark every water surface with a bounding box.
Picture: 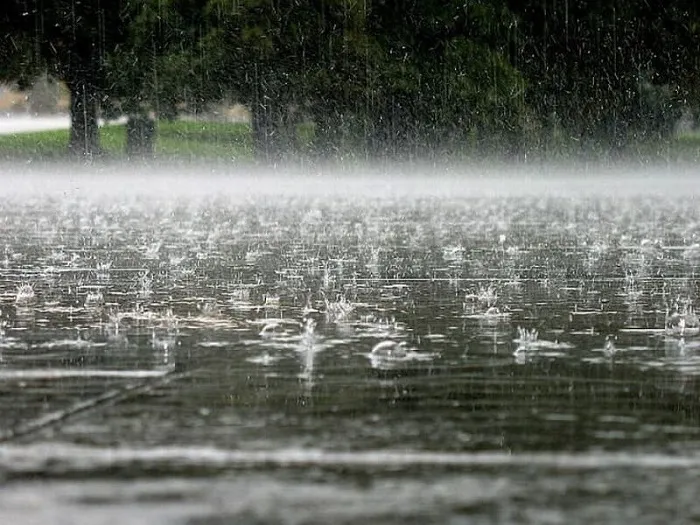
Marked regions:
[1,166,699,523]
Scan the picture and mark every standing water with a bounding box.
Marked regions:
[1,163,700,524]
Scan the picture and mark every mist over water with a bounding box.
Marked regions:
[2,161,700,523]
[0,159,693,199]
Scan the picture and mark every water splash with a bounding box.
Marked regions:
[666,303,700,337]
[14,283,36,306]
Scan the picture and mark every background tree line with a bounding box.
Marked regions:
[2,0,699,160]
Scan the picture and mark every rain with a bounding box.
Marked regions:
[2,1,700,524]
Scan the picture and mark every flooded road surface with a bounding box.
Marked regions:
[1,165,700,523]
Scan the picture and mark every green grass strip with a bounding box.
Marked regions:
[0,120,253,161]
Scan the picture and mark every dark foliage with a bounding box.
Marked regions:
[2,0,699,160]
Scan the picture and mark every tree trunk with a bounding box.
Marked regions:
[310,105,343,159]
[67,78,101,157]
[252,103,285,163]
[126,115,156,159]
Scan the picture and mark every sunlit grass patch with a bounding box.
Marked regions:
[0,124,125,159]
[2,118,700,162]
[0,127,71,159]
[100,124,127,153]
[669,134,700,162]
[155,120,253,159]
[622,134,700,163]
[157,120,250,142]
[0,120,253,160]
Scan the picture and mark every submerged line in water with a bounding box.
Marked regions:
[0,369,172,380]
[347,277,685,283]
[0,372,188,444]
[2,444,700,473]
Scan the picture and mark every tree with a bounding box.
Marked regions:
[104,0,214,120]
[0,1,131,156]
[506,0,700,153]
[202,0,371,160]
[201,0,529,160]
[357,0,529,157]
